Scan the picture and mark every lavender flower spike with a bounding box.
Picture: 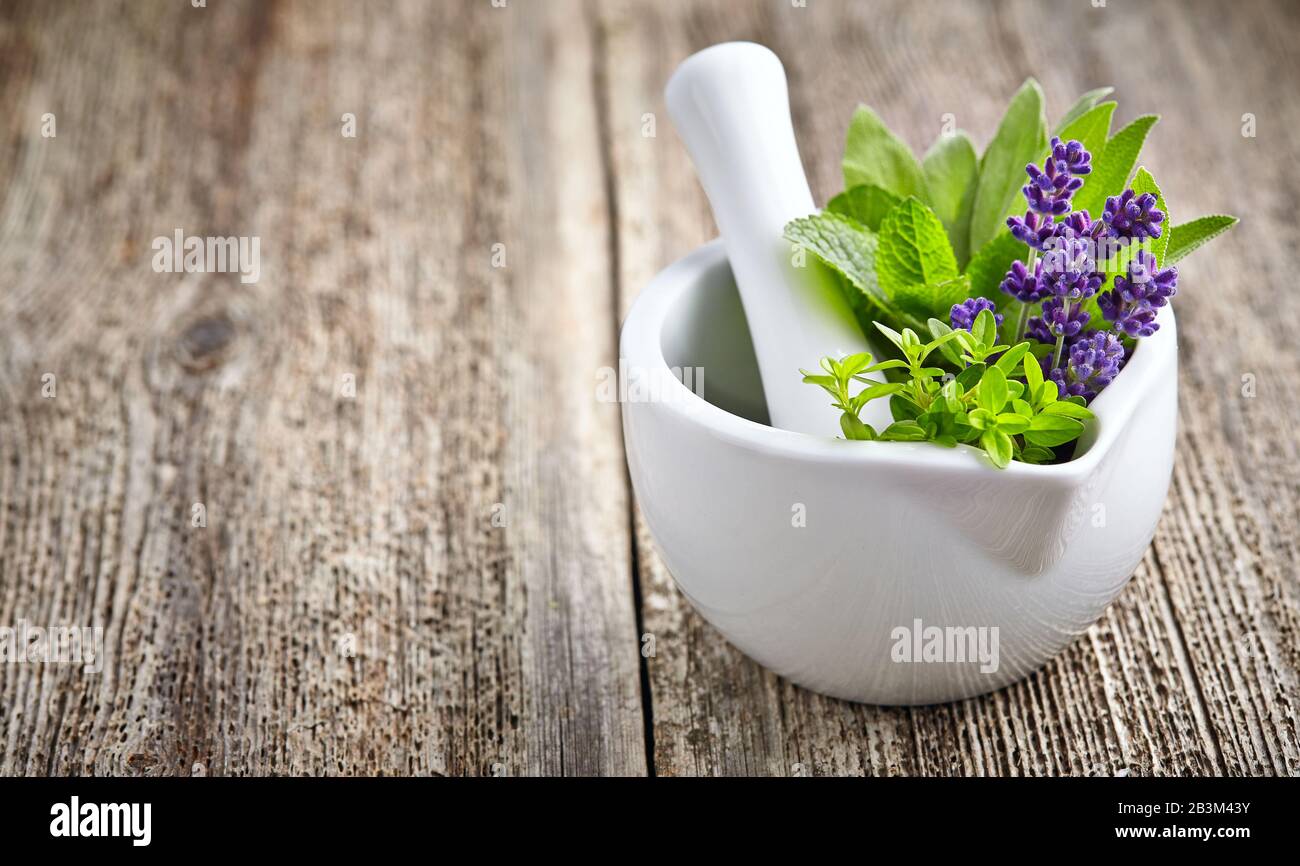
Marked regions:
[999,259,1049,303]
[1006,211,1055,251]
[1046,330,1126,401]
[1051,136,1092,176]
[1098,249,1178,338]
[950,296,1003,331]
[1101,189,1165,240]
[1039,297,1090,339]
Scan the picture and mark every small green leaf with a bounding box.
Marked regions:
[956,362,985,391]
[877,198,960,300]
[1035,378,1059,408]
[1165,215,1239,265]
[827,184,901,233]
[972,308,998,348]
[967,408,992,431]
[1042,401,1094,420]
[855,381,907,406]
[1023,350,1044,398]
[993,342,1031,377]
[873,320,905,350]
[926,319,966,367]
[843,105,929,201]
[841,413,876,440]
[1055,87,1114,133]
[1024,413,1084,446]
[978,365,1008,413]
[981,428,1013,468]
[880,420,928,442]
[922,131,979,266]
[1072,114,1159,219]
[969,78,1048,254]
[995,413,1031,435]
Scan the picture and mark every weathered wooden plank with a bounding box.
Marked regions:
[0,0,646,776]
[597,0,1299,776]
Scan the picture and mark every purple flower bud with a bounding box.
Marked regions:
[1099,294,1160,337]
[999,258,1049,303]
[1046,330,1125,401]
[949,296,1003,331]
[1058,211,1098,238]
[1039,297,1090,339]
[1025,315,1055,345]
[1006,211,1056,251]
[1020,139,1091,216]
[1101,189,1165,240]
[1051,137,1092,176]
[1115,250,1178,308]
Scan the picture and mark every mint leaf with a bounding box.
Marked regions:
[843,105,928,201]
[969,78,1048,255]
[784,211,890,316]
[1054,87,1114,133]
[877,198,960,304]
[827,184,900,233]
[1129,166,1170,266]
[922,131,979,267]
[964,230,1027,306]
[1056,101,1115,167]
[1166,215,1238,265]
[1072,114,1159,219]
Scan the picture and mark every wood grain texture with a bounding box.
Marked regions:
[0,0,645,776]
[0,0,1296,777]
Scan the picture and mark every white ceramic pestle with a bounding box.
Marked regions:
[665,42,890,435]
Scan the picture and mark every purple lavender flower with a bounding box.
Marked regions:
[1024,158,1081,216]
[1025,315,1055,345]
[1097,250,1177,338]
[1051,136,1092,176]
[1101,189,1165,240]
[998,258,1049,303]
[1039,297,1090,339]
[1115,250,1178,307]
[1040,229,1103,299]
[950,296,1003,331]
[1098,295,1159,337]
[1045,330,1126,401]
[1021,137,1091,217]
[1006,210,1056,251]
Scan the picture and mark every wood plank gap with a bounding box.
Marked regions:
[587,0,655,778]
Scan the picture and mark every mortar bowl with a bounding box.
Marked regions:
[619,240,1177,705]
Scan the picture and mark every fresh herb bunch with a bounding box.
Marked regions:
[787,81,1238,467]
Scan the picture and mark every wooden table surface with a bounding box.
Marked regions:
[0,0,1296,777]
